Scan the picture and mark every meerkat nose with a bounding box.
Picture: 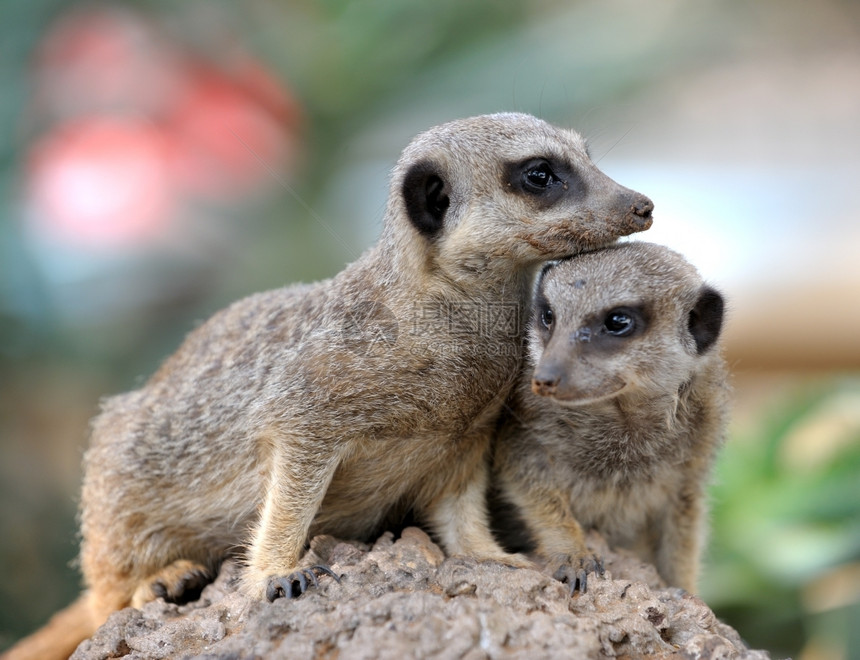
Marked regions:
[532,368,562,397]
[631,194,654,225]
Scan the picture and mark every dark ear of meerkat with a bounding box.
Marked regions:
[688,287,724,355]
[5,113,654,660]
[493,241,728,594]
[402,160,451,236]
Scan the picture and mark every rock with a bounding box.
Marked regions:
[71,528,769,659]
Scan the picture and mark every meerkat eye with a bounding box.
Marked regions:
[523,161,557,191]
[541,307,554,329]
[604,311,635,336]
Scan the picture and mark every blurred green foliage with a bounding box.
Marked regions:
[703,377,860,659]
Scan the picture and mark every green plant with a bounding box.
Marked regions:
[704,376,860,659]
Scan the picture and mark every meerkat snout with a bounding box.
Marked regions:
[531,365,562,397]
[531,359,627,404]
[574,167,654,237]
[630,193,654,226]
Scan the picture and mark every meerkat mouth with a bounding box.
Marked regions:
[563,239,628,260]
[536,380,628,406]
[519,233,619,259]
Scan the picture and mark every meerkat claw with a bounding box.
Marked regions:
[312,564,341,583]
[576,569,588,594]
[266,565,340,602]
[551,554,605,594]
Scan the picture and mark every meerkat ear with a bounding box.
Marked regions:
[402,160,450,237]
[688,285,724,354]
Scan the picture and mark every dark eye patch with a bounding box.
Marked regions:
[532,288,555,340]
[596,305,648,341]
[541,306,554,329]
[603,310,636,336]
[523,161,557,192]
[504,157,584,207]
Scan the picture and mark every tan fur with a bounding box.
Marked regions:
[6,113,652,659]
[494,242,728,593]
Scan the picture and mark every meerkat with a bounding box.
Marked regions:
[492,241,727,594]
[4,113,653,660]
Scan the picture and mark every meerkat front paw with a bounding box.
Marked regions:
[546,552,605,594]
[131,559,213,608]
[265,565,341,602]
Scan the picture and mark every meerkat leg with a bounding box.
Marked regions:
[83,542,214,618]
[427,439,532,569]
[498,471,603,593]
[80,539,140,624]
[83,571,143,634]
[655,482,705,592]
[242,435,343,601]
[131,559,213,608]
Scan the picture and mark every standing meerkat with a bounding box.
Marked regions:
[5,113,653,660]
[493,241,727,594]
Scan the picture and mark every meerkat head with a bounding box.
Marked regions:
[528,241,724,406]
[383,113,653,282]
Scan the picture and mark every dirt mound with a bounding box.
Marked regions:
[73,528,768,659]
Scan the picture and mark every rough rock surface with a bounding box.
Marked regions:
[72,528,769,659]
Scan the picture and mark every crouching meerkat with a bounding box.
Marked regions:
[493,241,728,594]
[5,113,653,660]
